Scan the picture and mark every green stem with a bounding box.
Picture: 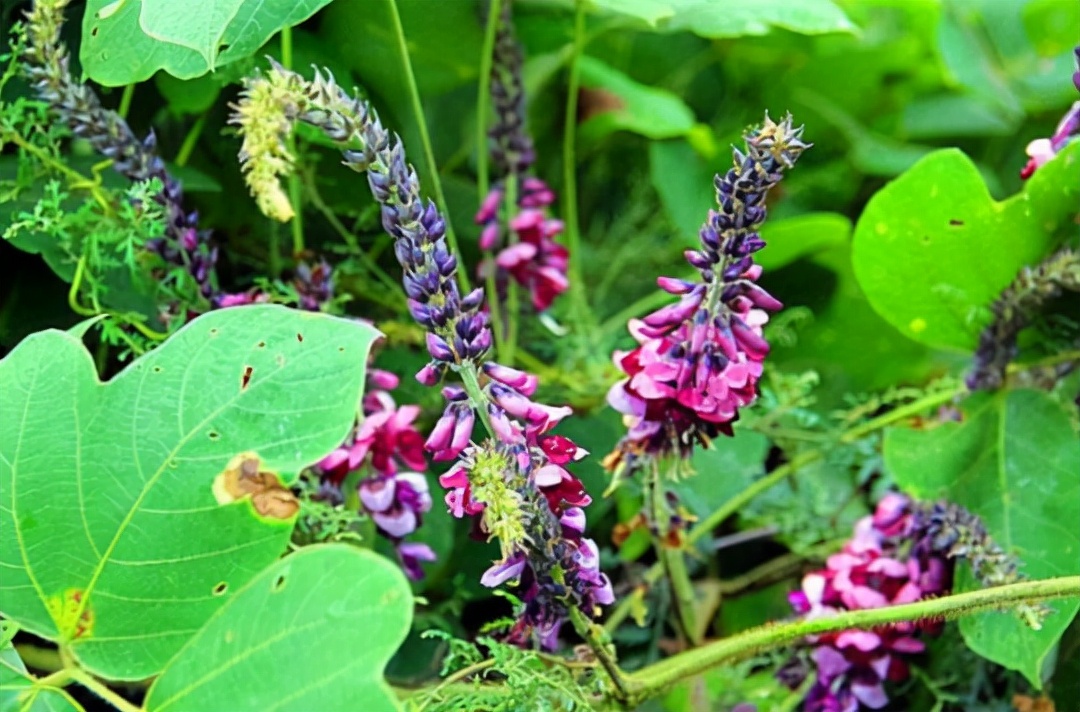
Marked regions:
[280,25,305,256]
[67,668,141,712]
[117,84,134,120]
[623,576,1080,700]
[688,449,822,547]
[503,176,520,366]
[174,113,206,167]
[562,0,591,337]
[387,0,468,292]
[476,0,502,201]
[567,607,631,701]
[459,362,495,435]
[649,462,700,646]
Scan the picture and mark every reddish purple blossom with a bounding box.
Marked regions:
[477,178,570,313]
[314,369,435,580]
[787,494,951,711]
[607,115,809,465]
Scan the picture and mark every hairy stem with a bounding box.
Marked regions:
[387,0,468,292]
[567,607,631,701]
[622,576,1080,701]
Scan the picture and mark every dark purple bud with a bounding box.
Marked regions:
[425,333,455,362]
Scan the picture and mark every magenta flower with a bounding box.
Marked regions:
[477,178,570,313]
[314,368,435,580]
[607,115,809,465]
[786,494,952,711]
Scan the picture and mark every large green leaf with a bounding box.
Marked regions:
[884,389,1080,686]
[578,57,696,141]
[0,306,376,679]
[81,0,333,85]
[588,0,855,37]
[144,545,411,712]
[852,143,1080,351]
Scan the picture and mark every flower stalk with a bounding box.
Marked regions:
[232,61,611,653]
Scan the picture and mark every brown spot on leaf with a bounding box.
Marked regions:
[296,332,304,343]
[578,87,626,124]
[212,582,228,596]
[241,366,253,390]
[257,341,266,348]
[212,453,299,520]
[949,219,964,226]
[46,589,94,640]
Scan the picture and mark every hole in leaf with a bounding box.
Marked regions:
[219,42,230,53]
[91,26,99,37]
[949,219,964,226]
[296,333,304,343]
[212,582,228,596]
[208,431,220,441]
[257,341,266,348]
[272,575,286,592]
[241,366,253,390]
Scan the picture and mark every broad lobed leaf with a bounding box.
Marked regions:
[144,545,411,712]
[885,388,1080,686]
[0,306,377,679]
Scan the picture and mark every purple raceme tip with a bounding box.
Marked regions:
[605,114,810,468]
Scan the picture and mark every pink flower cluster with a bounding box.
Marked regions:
[431,360,612,649]
[607,267,773,458]
[316,369,436,580]
[788,494,951,712]
[607,114,809,464]
[476,177,569,313]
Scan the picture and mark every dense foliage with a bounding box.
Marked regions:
[1,1,1078,711]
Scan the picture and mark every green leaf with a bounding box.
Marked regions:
[145,545,411,712]
[154,73,222,116]
[0,306,377,679]
[588,0,855,37]
[884,389,1080,686]
[649,138,717,238]
[851,144,1080,351]
[578,57,696,141]
[81,0,333,85]
[1023,0,1080,57]
[676,429,770,525]
[768,241,935,405]
[1,631,83,712]
[756,213,851,272]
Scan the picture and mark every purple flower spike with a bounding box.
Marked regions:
[607,114,809,466]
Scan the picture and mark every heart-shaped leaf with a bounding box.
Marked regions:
[852,143,1080,351]
[81,0,333,85]
[884,389,1080,686]
[144,545,412,712]
[0,306,377,679]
